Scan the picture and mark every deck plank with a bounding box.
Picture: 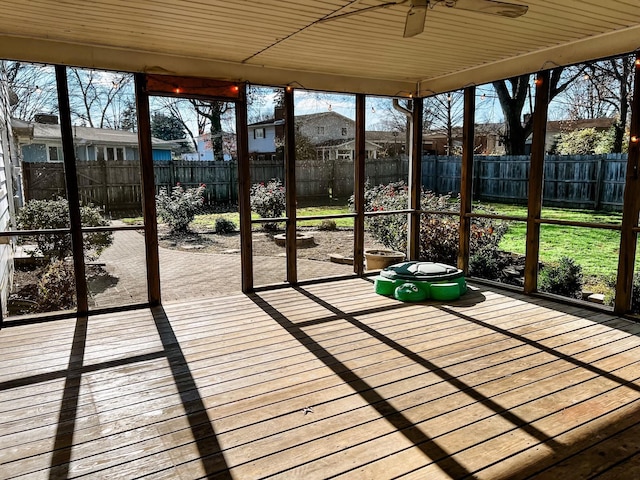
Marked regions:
[1,280,639,479]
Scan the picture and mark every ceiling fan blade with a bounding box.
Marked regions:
[446,0,528,18]
[403,1,428,38]
[318,1,408,24]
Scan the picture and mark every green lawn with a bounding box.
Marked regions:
[123,206,355,230]
[482,202,624,279]
[191,206,354,228]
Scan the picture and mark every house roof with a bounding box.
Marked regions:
[248,111,354,128]
[248,118,281,128]
[0,1,637,97]
[295,111,355,124]
[365,131,405,143]
[315,138,381,149]
[546,117,617,133]
[12,118,178,148]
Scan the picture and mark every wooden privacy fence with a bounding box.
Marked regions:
[21,158,409,211]
[22,154,628,212]
[423,154,628,210]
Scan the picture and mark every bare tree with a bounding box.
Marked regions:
[493,68,584,155]
[152,98,204,152]
[557,67,615,120]
[583,55,635,153]
[369,99,407,134]
[423,91,464,155]
[67,68,133,128]
[247,85,278,123]
[189,99,234,160]
[4,61,58,121]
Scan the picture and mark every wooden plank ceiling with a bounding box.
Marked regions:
[0,0,638,96]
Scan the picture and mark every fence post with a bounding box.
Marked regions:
[594,156,604,210]
[169,159,175,188]
[474,156,481,200]
[433,156,439,194]
[102,159,110,213]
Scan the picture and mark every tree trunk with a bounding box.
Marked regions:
[612,58,631,153]
[506,120,528,155]
[210,113,224,160]
[493,75,530,155]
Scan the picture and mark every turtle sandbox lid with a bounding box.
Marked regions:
[375,261,467,301]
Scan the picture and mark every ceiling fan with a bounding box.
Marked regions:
[319,0,528,38]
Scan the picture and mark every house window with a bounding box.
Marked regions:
[254,128,265,139]
[317,126,325,135]
[105,147,125,161]
[341,127,348,136]
[337,149,352,160]
[47,146,62,162]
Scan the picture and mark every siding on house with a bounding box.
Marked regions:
[20,142,170,162]
[296,111,355,143]
[248,119,279,154]
[152,149,171,161]
[15,120,175,163]
[0,64,16,317]
[249,126,277,154]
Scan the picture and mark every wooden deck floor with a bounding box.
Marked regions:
[1,279,640,479]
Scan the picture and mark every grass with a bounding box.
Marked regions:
[482,202,623,280]
[123,206,355,230]
[296,206,353,228]
[192,206,355,228]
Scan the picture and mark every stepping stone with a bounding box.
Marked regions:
[329,254,353,265]
[587,293,605,304]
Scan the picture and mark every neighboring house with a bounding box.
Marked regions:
[247,118,283,158]
[314,138,381,160]
[422,118,617,156]
[183,131,237,161]
[423,123,505,156]
[248,110,389,160]
[295,111,355,144]
[365,131,407,158]
[541,117,616,152]
[0,65,18,317]
[248,113,618,159]
[12,115,177,163]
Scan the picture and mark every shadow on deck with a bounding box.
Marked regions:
[1,280,639,478]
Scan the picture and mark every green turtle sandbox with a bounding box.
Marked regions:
[374,261,467,302]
